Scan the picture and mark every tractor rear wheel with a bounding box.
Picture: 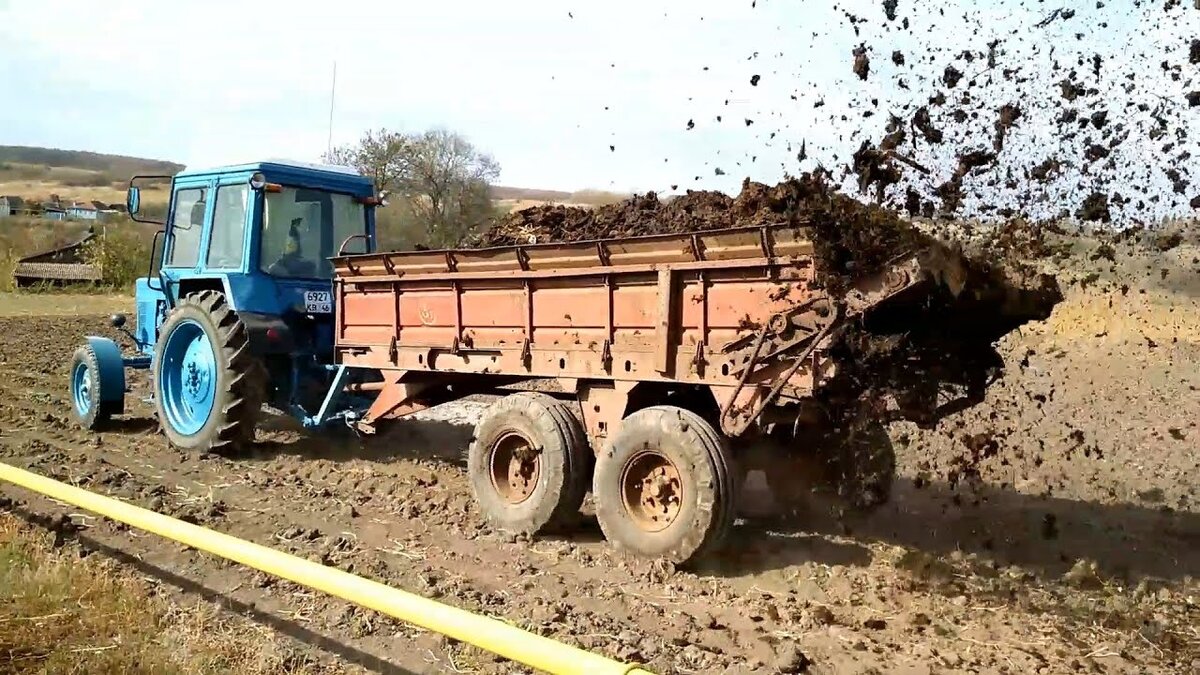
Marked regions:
[593,406,736,564]
[468,392,591,535]
[152,291,264,454]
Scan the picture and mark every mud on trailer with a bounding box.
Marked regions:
[71,159,959,564]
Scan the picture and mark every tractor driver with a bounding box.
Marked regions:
[267,217,317,277]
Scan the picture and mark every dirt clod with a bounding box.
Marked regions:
[882,0,899,21]
[1076,192,1112,222]
[913,106,944,144]
[774,642,811,673]
[943,65,963,88]
[853,45,871,80]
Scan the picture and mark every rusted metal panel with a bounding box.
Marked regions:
[333,225,927,435]
[332,225,815,281]
[578,380,636,444]
[655,269,674,374]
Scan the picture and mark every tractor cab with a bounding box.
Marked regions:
[126,160,378,358]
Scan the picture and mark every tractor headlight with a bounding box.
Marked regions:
[249,172,267,190]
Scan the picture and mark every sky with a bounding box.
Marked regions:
[0,0,1196,216]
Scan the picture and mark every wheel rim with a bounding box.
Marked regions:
[488,432,541,504]
[158,319,217,436]
[71,361,93,418]
[620,449,684,533]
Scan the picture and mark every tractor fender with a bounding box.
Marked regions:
[84,336,127,412]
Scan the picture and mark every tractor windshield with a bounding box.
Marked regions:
[261,187,366,279]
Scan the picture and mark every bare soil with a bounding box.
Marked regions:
[0,226,1198,674]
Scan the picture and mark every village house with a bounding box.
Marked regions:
[65,203,98,220]
[0,195,25,217]
[40,203,66,221]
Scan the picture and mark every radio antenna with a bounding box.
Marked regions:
[326,61,338,158]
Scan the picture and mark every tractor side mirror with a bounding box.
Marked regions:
[126,187,141,215]
[110,314,127,328]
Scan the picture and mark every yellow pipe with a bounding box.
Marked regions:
[0,462,652,675]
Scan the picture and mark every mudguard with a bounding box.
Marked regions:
[85,336,127,413]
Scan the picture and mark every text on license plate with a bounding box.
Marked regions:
[304,290,332,313]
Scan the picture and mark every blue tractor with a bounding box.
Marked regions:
[69,160,383,453]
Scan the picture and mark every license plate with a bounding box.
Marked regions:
[304,290,332,314]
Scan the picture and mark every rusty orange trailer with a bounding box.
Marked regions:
[331,225,927,562]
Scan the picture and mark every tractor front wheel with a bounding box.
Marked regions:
[70,344,120,430]
[152,291,264,454]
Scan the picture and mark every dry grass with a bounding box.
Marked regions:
[0,513,346,674]
[0,293,132,318]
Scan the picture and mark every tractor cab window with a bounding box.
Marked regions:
[206,184,249,269]
[165,187,207,268]
[261,187,366,279]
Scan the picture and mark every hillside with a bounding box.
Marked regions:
[0,146,603,210]
[490,185,572,201]
[0,146,182,178]
[0,146,181,209]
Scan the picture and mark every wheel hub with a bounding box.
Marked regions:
[621,451,684,533]
[72,362,93,416]
[159,319,218,436]
[184,359,210,399]
[489,433,541,504]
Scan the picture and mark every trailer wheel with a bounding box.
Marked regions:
[152,291,264,454]
[468,393,590,535]
[593,406,736,563]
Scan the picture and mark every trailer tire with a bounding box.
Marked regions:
[152,291,264,455]
[535,393,593,525]
[593,406,736,564]
[468,392,590,535]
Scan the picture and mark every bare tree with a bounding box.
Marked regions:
[405,130,500,246]
[325,129,412,193]
[324,128,500,248]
